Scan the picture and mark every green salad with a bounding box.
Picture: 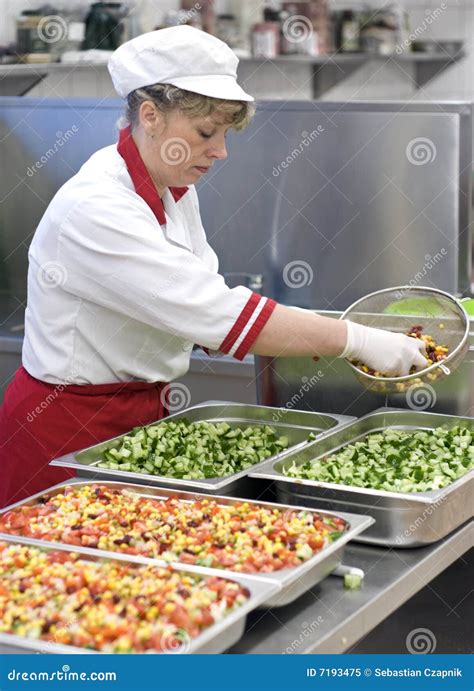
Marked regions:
[97,420,290,479]
[282,426,474,493]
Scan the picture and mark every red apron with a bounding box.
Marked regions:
[0,367,168,508]
[0,127,188,509]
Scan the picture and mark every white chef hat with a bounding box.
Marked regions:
[108,25,254,102]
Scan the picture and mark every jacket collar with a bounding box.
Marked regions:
[117,126,188,225]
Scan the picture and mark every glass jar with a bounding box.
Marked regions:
[252,21,279,58]
[82,2,125,51]
[216,14,240,49]
[17,12,48,54]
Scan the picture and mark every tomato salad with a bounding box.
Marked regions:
[0,542,249,653]
[0,484,346,573]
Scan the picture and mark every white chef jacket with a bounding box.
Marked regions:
[22,127,276,385]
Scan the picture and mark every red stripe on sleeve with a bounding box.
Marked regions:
[234,299,277,361]
[219,292,261,354]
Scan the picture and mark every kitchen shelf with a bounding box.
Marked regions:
[238,49,466,97]
[0,61,109,96]
[0,47,466,98]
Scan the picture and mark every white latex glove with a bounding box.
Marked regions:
[340,321,427,377]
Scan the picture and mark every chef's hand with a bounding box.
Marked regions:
[341,321,427,377]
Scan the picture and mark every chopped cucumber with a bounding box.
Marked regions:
[344,573,363,590]
[283,426,473,493]
[97,419,290,480]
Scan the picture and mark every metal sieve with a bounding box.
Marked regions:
[340,286,470,394]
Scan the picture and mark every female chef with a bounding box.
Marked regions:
[0,26,426,507]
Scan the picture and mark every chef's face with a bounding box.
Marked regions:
[140,103,231,189]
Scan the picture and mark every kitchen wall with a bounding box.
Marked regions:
[0,0,472,101]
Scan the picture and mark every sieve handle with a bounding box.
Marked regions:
[439,363,451,375]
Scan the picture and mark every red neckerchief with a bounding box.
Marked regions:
[117,126,188,225]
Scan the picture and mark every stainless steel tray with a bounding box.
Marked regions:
[0,479,373,607]
[0,536,278,655]
[250,408,474,547]
[50,403,354,495]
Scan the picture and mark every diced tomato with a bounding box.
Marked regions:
[195,609,214,627]
[169,605,192,630]
[50,551,73,563]
[308,536,324,550]
[176,552,195,564]
[80,526,99,536]
[132,521,147,532]
[65,574,86,590]
[63,534,82,546]
[5,513,27,530]
[195,530,212,542]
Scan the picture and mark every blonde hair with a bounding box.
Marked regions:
[124,83,255,131]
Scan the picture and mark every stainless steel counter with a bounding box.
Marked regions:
[229,520,473,654]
